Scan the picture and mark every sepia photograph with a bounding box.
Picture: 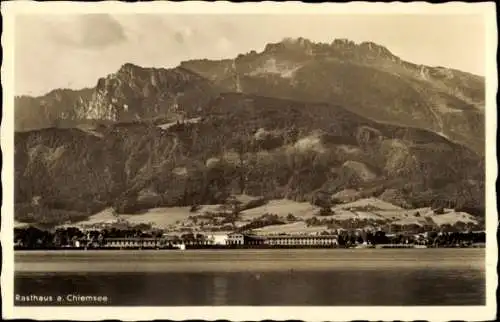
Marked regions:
[1,1,497,321]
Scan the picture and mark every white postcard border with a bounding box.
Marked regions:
[1,1,497,321]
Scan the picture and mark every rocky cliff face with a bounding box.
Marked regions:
[78,64,221,122]
[15,88,94,131]
[15,64,222,131]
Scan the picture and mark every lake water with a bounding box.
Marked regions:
[14,249,485,306]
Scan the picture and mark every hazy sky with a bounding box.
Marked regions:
[15,14,486,96]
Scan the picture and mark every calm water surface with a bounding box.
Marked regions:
[14,249,485,306]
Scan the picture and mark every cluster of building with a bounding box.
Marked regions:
[17,224,484,250]
[84,232,340,249]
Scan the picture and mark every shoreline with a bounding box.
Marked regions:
[13,243,485,252]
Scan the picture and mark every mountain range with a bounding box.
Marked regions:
[14,38,485,227]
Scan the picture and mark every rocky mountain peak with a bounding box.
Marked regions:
[118,62,142,73]
[280,37,315,49]
[15,37,485,156]
[358,41,396,59]
[261,37,398,61]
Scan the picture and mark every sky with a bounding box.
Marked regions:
[15,14,486,96]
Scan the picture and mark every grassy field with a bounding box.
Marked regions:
[49,197,479,233]
[240,199,320,220]
[121,207,195,229]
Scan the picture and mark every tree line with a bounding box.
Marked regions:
[336,230,486,247]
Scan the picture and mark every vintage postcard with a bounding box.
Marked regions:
[1,1,497,321]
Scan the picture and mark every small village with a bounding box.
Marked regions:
[14,224,486,251]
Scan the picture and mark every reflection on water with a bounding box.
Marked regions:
[15,268,485,306]
[213,275,228,306]
[14,249,485,306]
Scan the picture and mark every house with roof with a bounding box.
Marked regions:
[226,232,245,245]
[204,232,231,245]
